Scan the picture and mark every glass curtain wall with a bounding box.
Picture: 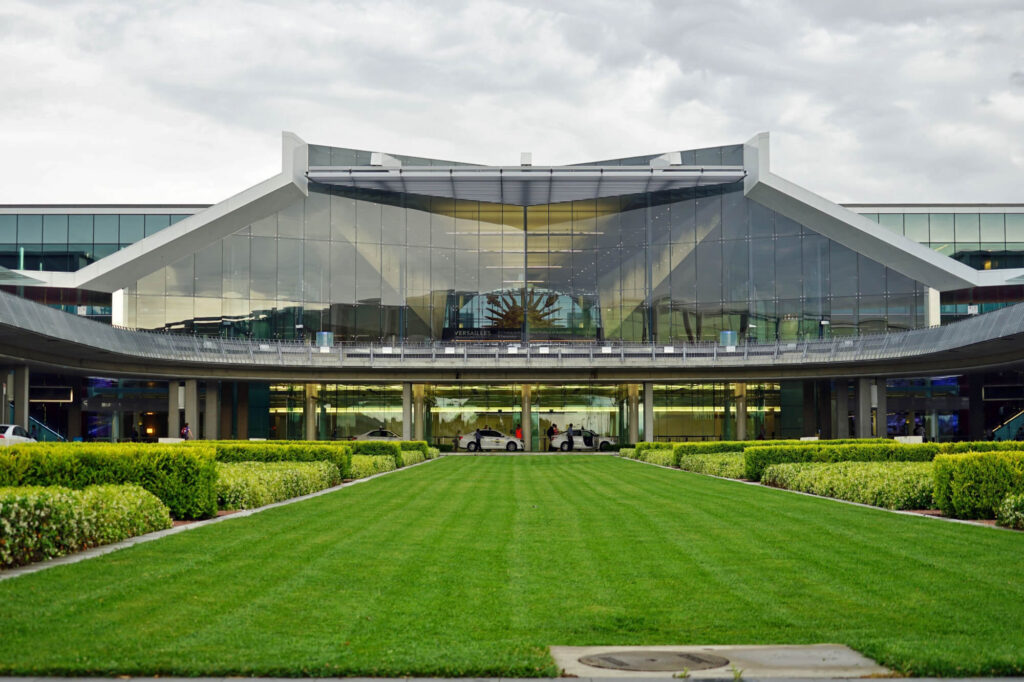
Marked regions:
[122,184,929,341]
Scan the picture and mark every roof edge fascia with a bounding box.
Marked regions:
[23,132,310,293]
[742,133,1024,292]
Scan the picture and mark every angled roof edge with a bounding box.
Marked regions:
[742,132,1024,292]
[22,132,310,293]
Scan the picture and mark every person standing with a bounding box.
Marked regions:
[566,423,574,451]
[180,422,192,440]
[546,423,556,450]
[474,426,482,451]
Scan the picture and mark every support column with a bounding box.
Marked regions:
[413,384,425,441]
[167,381,180,438]
[12,366,28,430]
[802,381,816,437]
[402,382,413,441]
[907,409,917,437]
[968,375,985,440]
[204,381,220,440]
[183,379,199,439]
[875,378,888,438]
[627,384,639,444]
[303,384,317,441]
[735,383,747,441]
[0,369,8,421]
[642,381,654,443]
[521,384,531,451]
[855,377,872,438]
[834,380,850,438]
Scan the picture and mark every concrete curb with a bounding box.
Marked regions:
[0,455,443,582]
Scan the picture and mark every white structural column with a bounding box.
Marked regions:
[521,384,531,451]
[303,384,317,441]
[834,380,850,438]
[204,381,220,440]
[402,382,413,441]
[855,377,873,438]
[12,367,28,429]
[735,383,747,441]
[0,370,8,421]
[642,381,654,443]
[167,381,180,437]
[413,384,425,441]
[875,378,887,438]
[627,384,640,444]
[184,380,199,438]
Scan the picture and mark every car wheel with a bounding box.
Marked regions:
[599,441,611,451]
[506,441,517,452]
[467,441,478,452]
[560,442,570,451]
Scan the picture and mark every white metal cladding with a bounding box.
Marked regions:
[307,166,746,205]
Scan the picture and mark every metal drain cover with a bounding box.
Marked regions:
[579,650,730,672]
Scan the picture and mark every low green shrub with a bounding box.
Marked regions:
[400,450,426,467]
[762,461,935,509]
[0,443,217,520]
[396,441,429,455]
[349,441,403,468]
[637,448,674,467]
[634,442,661,454]
[426,447,440,459]
[348,454,397,479]
[0,484,171,568]
[211,441,351,477]
[676,453,746,478]
[744,442,940,481]
[940,441,1024,453]
[619,447,636,460]
[216,461,340,510]
[933,451,1024,519]
[996,493,1024,530]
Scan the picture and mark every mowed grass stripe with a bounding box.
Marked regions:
[1,455,1023,677]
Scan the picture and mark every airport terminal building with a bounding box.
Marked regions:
[2,132,1024,447]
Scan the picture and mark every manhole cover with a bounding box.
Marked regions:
[579,650,730,672]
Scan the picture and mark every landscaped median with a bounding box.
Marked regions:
[761,461,935,510]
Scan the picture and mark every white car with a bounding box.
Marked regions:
[458,429,524,452]
[0,424,36,446]
[550,429,616,451]
[350,429,400,441]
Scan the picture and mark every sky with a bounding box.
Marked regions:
[1,0,1023,205]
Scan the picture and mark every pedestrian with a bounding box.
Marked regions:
[567,423,574,451]
[180,422,192,440]
[515,423,522,440]
[474,426,482,451]
[546,423,556,449]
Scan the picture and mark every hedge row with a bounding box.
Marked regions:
[997,493,1024,530]
[349,454,397,479]
[762,461,935,510]
[676,453,746,479]
[0,484,171,568]
[210,442,351,477]
[743,442,940,481]
[619,448,636,459]
[400,450,426,467]
[933,451,1024,519]
[0,443,218,520]
[939,441,1024,453]
[216,461,340,510]
[636,448,674,467]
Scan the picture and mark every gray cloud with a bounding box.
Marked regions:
[0,0,1022,203]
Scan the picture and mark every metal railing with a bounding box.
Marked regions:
[3,288,1024,372]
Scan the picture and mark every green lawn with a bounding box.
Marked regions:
[2,455,1023,677]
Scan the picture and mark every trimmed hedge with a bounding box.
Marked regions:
[216,461,340,510]
[939,441,1024,454]
[349,441,403,468]
[426,447,440,459]
[0,484,171,568]
[637,448,675,467]
[676,453,746,479]
[348,454,397,479]
[933,451,1024,519]
[396,441,429,456]
[0,443,217,520]
[400,450,426,467]
[744,442,940,481]
[210,441,351,477]
[762,461,935,510]
[997,493,1024,530]
[619,448,636,460]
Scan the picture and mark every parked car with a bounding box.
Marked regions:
[550,428,616,451]
[0,424,36,446]
[350,429,400,441]
[458,429,524,451]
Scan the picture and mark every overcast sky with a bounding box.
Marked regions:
[1,0,1022,205]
